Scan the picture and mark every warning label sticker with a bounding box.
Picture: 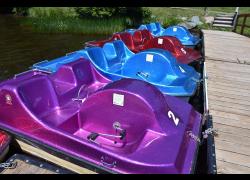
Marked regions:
[113,93,124,106]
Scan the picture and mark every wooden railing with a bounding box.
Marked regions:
[233,13,250,36]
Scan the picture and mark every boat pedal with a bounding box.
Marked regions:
[119,129,126,140]
[87,133,99,142]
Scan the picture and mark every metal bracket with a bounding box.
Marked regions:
[72,85,88,103]
[202,128,218,139]
[32,68,52,74]
[72,97,87,103]
[0,162,17,169]
[192,75,208,84]
[14,69,35,79]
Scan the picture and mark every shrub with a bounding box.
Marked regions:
[163,17,183,27]
[12,7,30,16]
[28,7,77,18]
[75,7,118,18]
[75,7,152,27]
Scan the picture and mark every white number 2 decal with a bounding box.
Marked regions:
[168,110,179,126]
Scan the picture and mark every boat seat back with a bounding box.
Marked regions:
[118,33,135,50]
[72,59,96,85]
[133,30,153,46]
[112,33,122,41]
[148,23,158,33]
[49,59,96,105]
[122,52,172,82]
[167,36,183,48]
[51,58,94,87]
[163,26,190,39]
[103,43,118,60]
[17,76,58,117]
[140,29,153,40]
[111,40,134,60]
[79,89,156,146]
[148,37,176,53]
[132,31,143,46]
[138,24,147,31]
[155,22,163,31]
[79,79,168,150]
[167,36,187,54]
[146,24,153,32]
[86,47,109,71]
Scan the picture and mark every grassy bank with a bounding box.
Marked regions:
[149,7,250,35]
[21,7,126,35]
[22,17,126,35]
[19,7,250,36]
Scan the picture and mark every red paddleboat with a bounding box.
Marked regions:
[85,29,202,64]
[0,130,10,162]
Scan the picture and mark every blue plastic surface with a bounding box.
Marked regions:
[31,40,200,97]
[161,26,201,46]
[81,40,200,97]
[32,52,85,73]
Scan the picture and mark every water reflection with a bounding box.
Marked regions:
[0,15,107,81]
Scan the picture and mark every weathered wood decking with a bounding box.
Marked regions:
[203,30,250,174]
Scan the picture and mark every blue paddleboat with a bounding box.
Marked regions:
[32,40,200,97]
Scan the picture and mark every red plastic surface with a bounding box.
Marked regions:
[85,30,201,64]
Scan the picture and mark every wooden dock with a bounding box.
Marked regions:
[203,30,250,174]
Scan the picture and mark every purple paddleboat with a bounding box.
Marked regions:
[0,58,202,174]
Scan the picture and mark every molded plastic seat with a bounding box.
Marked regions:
[0,76,202,173]
[117,33,135,50]
[85,29,201,64]
[162,26,201,46]
[12,59,111,127]
[82,41,200,97]
[143,36,202,64]
[18,76,59,118]
[125,23,201,47]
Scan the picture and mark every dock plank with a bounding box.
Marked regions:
[214,131,250,146]
[204,29,250,174]
[204,30,250,64]
[208,94,250,106]
[213,123,250,138]
[217,160,250,174]
[212,116,250,130]
[216,149,250,168]
[209,104,250,117]
[215,139,250,156]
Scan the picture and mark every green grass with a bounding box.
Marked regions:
[234,17,250,37]
[148,7,250,36]
[149,7,250,21]
[20,7,250,36]
[28,7,78,18]
[21,16,126,35]
[20,7,126,35]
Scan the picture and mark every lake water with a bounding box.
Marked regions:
[0,15,107,81]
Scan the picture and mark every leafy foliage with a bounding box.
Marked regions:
[162,17,183,27]
[12,7,30,16]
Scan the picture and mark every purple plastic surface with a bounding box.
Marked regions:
[0,58,202,174]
